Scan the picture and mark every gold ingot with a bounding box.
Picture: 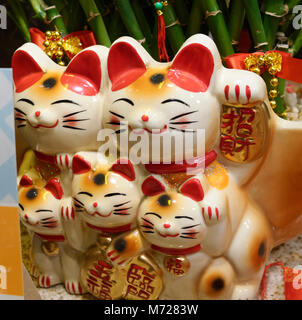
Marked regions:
[270,100,277,109]
[41,241,59,256]
[270,77,279,87]
[163,255,190,276]
[269,89,278,98]
[250,66,260,74]
[123,253,163,300]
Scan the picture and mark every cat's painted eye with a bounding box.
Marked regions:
[93,173,105,185]
[157,194,171,207]
[26,188,38,200]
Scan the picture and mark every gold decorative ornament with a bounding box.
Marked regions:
[244,52,282,110]
[163,255,190,276]
[41,241,59,257]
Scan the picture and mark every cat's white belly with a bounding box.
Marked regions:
[150,250,211,300]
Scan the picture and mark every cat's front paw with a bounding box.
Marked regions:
[61,199,75,221]
[38,274,61,288]
[107,238,130,266]
[65,280,86,295]
[29,264,40,278]
[202,206,222,226]
[56,153,73,170]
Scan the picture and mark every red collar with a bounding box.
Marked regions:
[144,151,217,174]
[35,233,65,242]
[151,244,201,255]
[86,223,132,234]
[34,151,57,164]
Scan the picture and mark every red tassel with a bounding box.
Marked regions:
[157,14,169,62]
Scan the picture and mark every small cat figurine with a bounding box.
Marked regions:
[69,151,143,251]
[18,174,85,294]
[106,173,273,300]
[12,43,108,156]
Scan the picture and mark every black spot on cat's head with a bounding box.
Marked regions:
[211,278,225,291]
[150,73,165,84]
[26,188,38,200]
[93,173,105,186]
[114,238,127,252]
[43,78,57,89]
[158,194,171,206]
[258,241,266,257]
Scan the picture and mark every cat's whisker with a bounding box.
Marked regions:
[109,110,125,119]
[169,110,198,121]
[63,110,87,118]
[142,231,154,234]
[113,212,130,216]
[14,108,27,116]
[181,232,199,235]
[169,121,198,125]
[169,127,196,133]
[141,225,154,229]
[62,125,86,131]
[114,207,132,212]
[17,124,26,128]
[15,117,26,122]
[62,118,90,123]
[41,216,55,221]
[114,201,131,208]
[141,218,154,226]
[106,121,126,126]
[179,236,197,239]
[114,129,127,135]
[182,223,201,229]
[73,197,84,207]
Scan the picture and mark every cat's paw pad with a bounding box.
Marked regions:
[56,153,73,170]
[38,274,60,288]
[223,82,264,105]
[202,206,221,225]
[61,204,75,221]
[29,265,40,278]
[65,280,86,295]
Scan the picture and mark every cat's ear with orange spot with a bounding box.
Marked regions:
[168,34,220,92]
[111,159,136,181]
[108,37,147,91]
[12,43,45,93]
[45,178,63,200]
[142,176,165,196]
[61,46,108,96]
[72,155,91,174]
[179,178,204,201]
[19,175,33,187]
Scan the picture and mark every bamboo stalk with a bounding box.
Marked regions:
[280,0,301,33]
[187,0,203,37]
[291,29,302,56]
[228,0,245,50]
[107,8,128,42]
[29,0,47,22]
[217,0,229,21]
[263,0,285,50]
[79,0,111,47]
[7,0,31,42]
[115,0,149,51]
[152,0,186,54]
[65,0,85,32]
[199,0,234,58]
[242,0,268,51]
[173,0,190,27]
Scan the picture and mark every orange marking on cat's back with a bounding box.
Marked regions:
[127,67,173,98]
[205,161,229,190]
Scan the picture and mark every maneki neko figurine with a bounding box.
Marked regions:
[70,152,163,300]
[18,173,85,294]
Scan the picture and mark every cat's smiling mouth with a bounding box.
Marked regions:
[86,209,113,218]
[28,119,59,129]
[130,125,167,134]
[158,232,179,238]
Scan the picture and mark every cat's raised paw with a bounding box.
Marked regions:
[65,280,85,295]
[38,274,60,288]
[202,206,221,225]
[56,153,73,170]
[29,264,40,278]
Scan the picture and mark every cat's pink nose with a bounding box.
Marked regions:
[93,202,98,208]
[141,115,149,122]
[163,223,171,229]
[35,111,41,117]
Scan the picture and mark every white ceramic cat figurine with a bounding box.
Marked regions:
[18,174,85,294]
[106,173,273,300]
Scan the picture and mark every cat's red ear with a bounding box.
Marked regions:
[168,43,214,92]
[45,178,63,200]
[111,159,135,181]
[12,50,44,93]
[142,176,165,196]
[180,178,204,201]
[108,41,146,91]
[72,155,91,174]
[61,49,102,96]
[19,175,33,187]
